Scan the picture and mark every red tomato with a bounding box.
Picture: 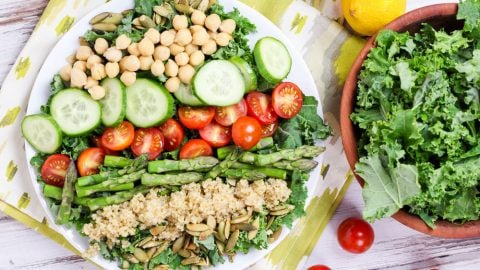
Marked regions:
[261,121,278,138]
[178,106,215,129]
[199,121,232,148]
[337,217,375,254]
[131,128,165,160]
[159,118,185,151]
[308,265,331,270]
[41,154,71,187]
[77,148,106,177]
[91,136,119,155]
[214,99,247,126]
[272,82,303,119]
[232,116,262,150]
[101,121,135,151]
[246,91,278,124]
[179,139,213,159]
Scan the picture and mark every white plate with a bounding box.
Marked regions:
[25,0,324,269]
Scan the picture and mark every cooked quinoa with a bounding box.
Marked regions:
[83,178,291,248]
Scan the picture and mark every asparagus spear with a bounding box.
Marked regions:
[217,137,274,159]
[221,169,267,180]
[43,184,63,201]
[148,156,219,173]
[239,145,325,166]
[75,182,135,197]
[141,172,204,186]
[75,169,145,197]
[104,155,132,168]
[272,159,319,172]
[207,147,241,179]
[76,185,151,211]
[56,161,78,225]
[231,163,287,179]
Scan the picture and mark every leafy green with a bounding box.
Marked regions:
[147,248,189,270]
[234,214,268,253]
[194,235,216,250]
[60,136,90,160]
[41,74,66,114]
[134,0,164,17]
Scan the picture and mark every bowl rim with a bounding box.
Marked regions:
[340,2,480,238]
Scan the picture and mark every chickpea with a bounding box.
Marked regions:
[59,64,72,82]
[138,38,155,57]
[66,54,76,65]
[205,14,221,32]
[165,59,179,77]
[94,38,109,54]
[201,39,217,55]
[191,10,206,26]
[160,30,176,46]
[120,55,141,72]
[70,68,87,88]
[151,60,165,77]
[105,62,120,78]
[73,61,87,72]
[153,46,171,61]
[175,52,189,66]
[115,34,131,50]
[88,85,106,100]
[192,29,209,46]
[145,28,161,44]
[85,76,99,89]
[185,44,199,55]
[215,32,232,47]
[190,25,204,34]
[139,56,154,71]
[165,77,180,93]
[170,43,185,56]
[173,15,189,30]
[208,31,217,40]
[189,50,205,66]
[219,19,236,34]
[120,71,136,86]
[178,64,195,84]
[86,54,102,69]
[128,43,140,56]
[91,63,106,81]
[104,47,123,62]
[76,45,93,61]
[175,29,193,46]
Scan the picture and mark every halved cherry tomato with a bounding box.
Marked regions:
[337,217,375,254]
[272,82,303,119]
[41,154,71,187]
[232,116,262,150]
[245,92,278,125]
[178,106,215,129]
[308,265,331,270]
[131,128,165,160]
[91,136,119,155]
[261,121,278,138]
[101,121,135,151]
[199,121,232,148]
[77,147,106,177]
[159,118,185,152]
[179,139,213,159]
[214,99,247,126]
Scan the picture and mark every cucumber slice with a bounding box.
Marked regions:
[22,114,62,154]
[192,60,245,106]
[174,83,205,106]
[254,37,292,83]
[50,88,101,136]
[229,56,258,92]
[126,78,174,128]
[100,78,126,127]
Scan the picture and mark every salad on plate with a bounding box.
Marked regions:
[22,0,330,269]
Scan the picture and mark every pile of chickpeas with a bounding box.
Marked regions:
[59,10,236,100]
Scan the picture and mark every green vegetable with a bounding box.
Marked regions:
[76,185,150,211]
[56,161,78,225]
[148,156,219,173]
[75,170,145,197]
[216,137,274,159]
[206,147,241,179]
[239,145,325,166]
[141,172,204,186]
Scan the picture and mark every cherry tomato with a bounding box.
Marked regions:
[41,154,71,187]
[178,106,215,129]
[77,147,106,177]
[199,121,232,148]
[214,99,247,126]
[245,91,278,125]
[272,82,303,119]
[261,121,278,138]
[337,217,374,254]
[130,128,165,160]
[91,136,119,155]
[159,118,185,151]
[179,139,213,159]
[308,265,331,270]
[101,121,135,151]
[232,116,262,150]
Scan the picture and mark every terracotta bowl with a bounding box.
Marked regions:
[340,3,480,238]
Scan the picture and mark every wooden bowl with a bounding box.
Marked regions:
[340,3,480,238]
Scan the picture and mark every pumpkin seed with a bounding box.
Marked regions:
[143,240,164,249]
[186,242,198,251]
[197,0,209,12]
[231,212,251,224]
[136,236,153,247]
[217,221,226,242]
[189,0,201,8]
[183,235,192,249]
[196,258,209,266]
[154,4,174,17]
[90,12,110,25]
[102,13,123,25]
[178,249,192,258]
[153,13,162,25]
[121,260,130,269]
[172,235,185,253]
[153,266,169,270]
[216,241,225,255]
[266,216,275,229]
[270,207,294,216]
[133,248,149,263]
[212,231,223,242]
[124,254,139,264]
[226,229,240,252]
[175,3,194,14]
[207,216,216,229]
[248,217,260,240]
[150,225,166,236]
[198,229,212,240]
[139,15,156,28]
[232,223,256,232]
[268,227,283,244]
[92,23,118,32]
[225,218,231,239]
[187,223,210,232]
[147,247,157,259]
[152,242,170,258]
[181,256,201,265]
[270,204,288,212]
[186,230,201,237]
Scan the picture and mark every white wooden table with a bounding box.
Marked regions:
[1,0,480,269]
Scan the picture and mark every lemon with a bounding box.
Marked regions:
[342,0,406,36]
